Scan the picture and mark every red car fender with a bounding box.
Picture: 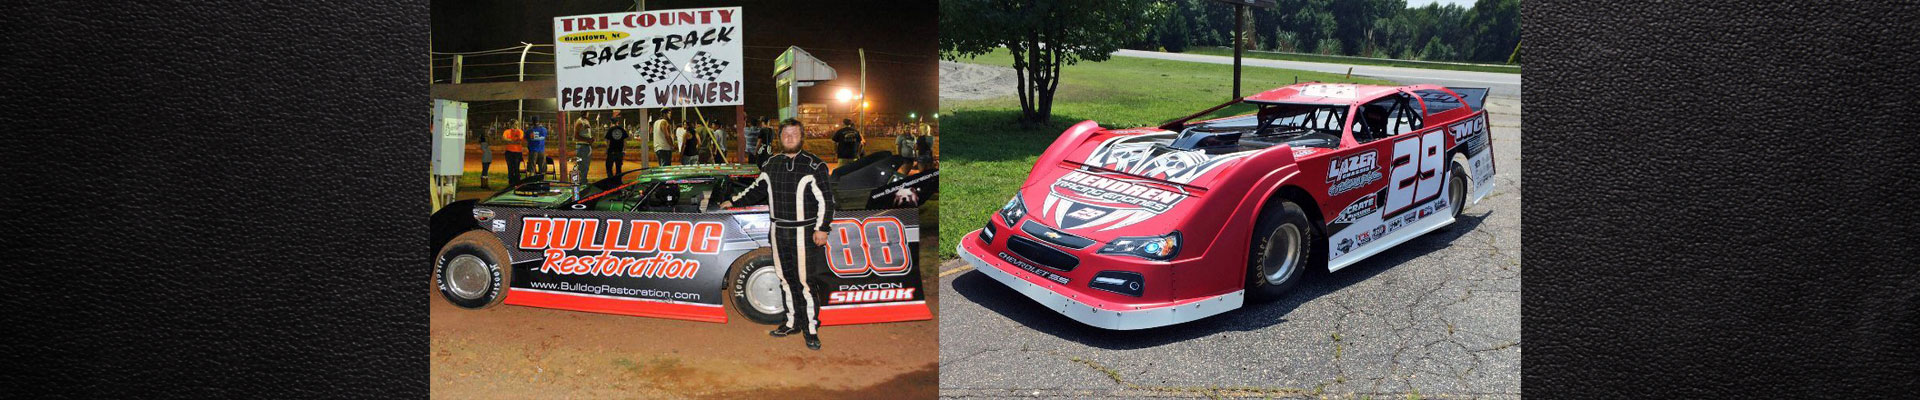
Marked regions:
[1026,120,1106,188]
[1168,146,1308,300]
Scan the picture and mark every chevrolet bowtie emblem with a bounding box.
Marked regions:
[1044,231,1062,239]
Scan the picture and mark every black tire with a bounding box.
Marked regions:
[1248,199,1315,301]
[434,230,512,309]
[1448,162,1469,220]
[726,248,786,325]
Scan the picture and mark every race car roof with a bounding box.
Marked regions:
[1242,83,1404,105]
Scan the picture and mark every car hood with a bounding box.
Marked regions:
[1013,124,1275,241]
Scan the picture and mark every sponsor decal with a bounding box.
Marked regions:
[1331,192,1380,225]
[519,218,724,280]
[1372,226,1386,238]
[1327,150,1383,196]
[1298,84,1357,99]
[1448,114,1492,157]
[829,282,917,305]
[999,252,1069,284]
[491,219,507,232]
[1357,231,1373,245]
[1336,238,1354,254]
[1042,170,1190,231]
[1418,204,1434,218]
[1388,218,1403,231]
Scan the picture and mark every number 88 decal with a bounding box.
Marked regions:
[825,217,913,277]
[1383,130,1445,217]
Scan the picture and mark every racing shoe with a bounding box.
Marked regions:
[770,326,798,337]
[804,334,821,350]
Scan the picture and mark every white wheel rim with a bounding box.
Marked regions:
[446,255,491,300]
[745,266,786,314]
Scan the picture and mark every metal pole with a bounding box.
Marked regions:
[451,54,463,84]
[517,42,531,125]
[859,48,868,150]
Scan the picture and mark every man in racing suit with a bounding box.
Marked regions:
[721,119,835,350]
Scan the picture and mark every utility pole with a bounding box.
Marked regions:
[1233,4,1243,98]
[1207,0,1275,99]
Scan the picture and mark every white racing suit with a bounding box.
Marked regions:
[729,151,836,336]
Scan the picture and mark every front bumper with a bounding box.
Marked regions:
[956,230,1243,330]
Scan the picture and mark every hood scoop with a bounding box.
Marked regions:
[1168,125,1246,154]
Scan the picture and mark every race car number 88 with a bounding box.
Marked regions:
[1384,131,1444,216]
[825,217,912,277]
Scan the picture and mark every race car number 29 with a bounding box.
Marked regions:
[1384,130,1445,218]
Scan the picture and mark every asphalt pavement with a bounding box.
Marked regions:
[936,91,1524,398]
[1113,49,1522,100]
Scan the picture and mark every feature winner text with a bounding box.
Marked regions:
[559,82,739,110]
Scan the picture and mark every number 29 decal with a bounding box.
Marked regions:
[1383,130,1445,218]
[825,217,913,278]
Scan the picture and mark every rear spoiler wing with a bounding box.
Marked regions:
[1446,87,1490,111]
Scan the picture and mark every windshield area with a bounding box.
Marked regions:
[1242,103,1345,149]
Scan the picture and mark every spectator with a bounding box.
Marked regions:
[894,128,916,173]
[478,119,494,189]
[605,111,630,176]
[572,113,595,183]
[709,121,730,163]
[652,110,675,166]
[831,118,862,161]
[501,119,525,184]
[526,116,549,177]
[677,119,700,165]
[915,126,936,172]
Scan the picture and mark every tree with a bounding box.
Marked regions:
[1466,0,1520,62]
[941,0,1158,125]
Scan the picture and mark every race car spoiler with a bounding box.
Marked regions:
[1446,87,1490,110]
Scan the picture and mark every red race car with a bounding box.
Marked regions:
[957,83,1498,330]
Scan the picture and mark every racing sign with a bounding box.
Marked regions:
[553,7,743,111]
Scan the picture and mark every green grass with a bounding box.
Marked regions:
[1184,46,1522,74]
[936,49,1392,258]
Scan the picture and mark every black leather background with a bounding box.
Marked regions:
[1525,0,1919,397]
[3,1,429,397]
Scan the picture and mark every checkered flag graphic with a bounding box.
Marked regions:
[633,53,677,83]
[686,51,730,82]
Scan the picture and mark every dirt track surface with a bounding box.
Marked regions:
[432,284,938,399]
[935,97,1523,399]
[431,210,944,399]
[939,61,1018,101]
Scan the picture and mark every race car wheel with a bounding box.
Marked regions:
[727,248,786,325]
[1248,200,1314,301]
[435,230,512,309]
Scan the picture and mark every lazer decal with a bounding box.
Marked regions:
[1327,150,1383,197]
